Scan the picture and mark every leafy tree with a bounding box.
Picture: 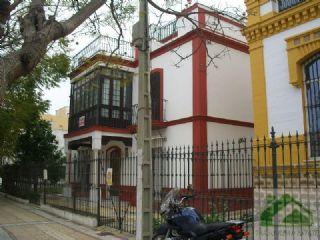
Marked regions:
[0,53,69,158]
[0,51,68,199]
[14,117,66,183]
[0,0,136,103]
[1,116,65,201]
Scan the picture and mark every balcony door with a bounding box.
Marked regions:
[150,70,163,121]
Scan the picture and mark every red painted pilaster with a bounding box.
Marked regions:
[192,35,208,193]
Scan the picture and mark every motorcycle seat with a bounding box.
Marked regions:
[190,222,233,236]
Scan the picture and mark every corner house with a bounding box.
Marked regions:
[63,3,254,200]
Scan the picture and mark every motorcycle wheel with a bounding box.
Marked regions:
[152,234,166,240]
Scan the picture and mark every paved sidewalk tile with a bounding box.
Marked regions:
[0,196,132,240]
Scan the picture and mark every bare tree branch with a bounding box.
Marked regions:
[9,0,23,11]
[61,0,106,38]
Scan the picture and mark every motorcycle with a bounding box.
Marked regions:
[153,188,250,240]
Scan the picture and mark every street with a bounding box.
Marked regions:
[0,196,127,240]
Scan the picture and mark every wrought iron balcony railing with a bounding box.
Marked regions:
[71,35,135,69]
[278,0,305,12]
[150,20,177,42]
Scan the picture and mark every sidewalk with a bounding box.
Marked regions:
[0,195,134,240]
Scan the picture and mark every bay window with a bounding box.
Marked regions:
[69,68,133,132]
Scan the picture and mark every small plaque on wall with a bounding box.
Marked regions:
[79,116,85,127]
[106,168,113,186]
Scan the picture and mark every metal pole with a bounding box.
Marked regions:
[97,155,101,226]
[43,169,48,205]
[270,127,279,240]
[43,179,47,205]
[134,0,153,239]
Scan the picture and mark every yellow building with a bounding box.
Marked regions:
[243,0,320,138]
[42,106,69,153]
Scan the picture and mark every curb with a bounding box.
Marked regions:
[0,192,30,204]
[40,204,98,228]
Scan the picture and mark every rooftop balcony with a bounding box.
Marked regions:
[71,35,135,70]
[71,21,180,71]
[278,0,305,12]
[150,20,177,42]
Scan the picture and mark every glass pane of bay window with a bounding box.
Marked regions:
[112,110,120,118]
[113,80,121,107]
[75,88,79,113]
[101,108,109,118]
[123,80,132,108]
[102,78,110,105]
[93,79,98,105]
[84,84,88,110]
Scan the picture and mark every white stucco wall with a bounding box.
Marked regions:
[260,0,278,16]
[131,123,193,148]
[151,42,193,121]
[207,122,254,144]
[206,43,253,123]
[156,122,193,147]
[263,19,320,135]
[52,129,68,154]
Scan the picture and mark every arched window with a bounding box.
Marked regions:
[304,53,320,157]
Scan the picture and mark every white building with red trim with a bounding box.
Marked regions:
[64,3,254,195]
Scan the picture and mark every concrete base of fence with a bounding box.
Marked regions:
[63,186,72,197]
[40,204,98,227]
[0,192,30,204]
[89,187,98,202]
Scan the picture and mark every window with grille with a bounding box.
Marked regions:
[304,53,320,157]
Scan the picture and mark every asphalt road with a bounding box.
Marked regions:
[0,196,128,240]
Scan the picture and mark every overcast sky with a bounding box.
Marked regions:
[43,0,246,115]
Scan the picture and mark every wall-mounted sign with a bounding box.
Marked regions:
[43,169,48,180]
[79,116,85,127]
[106,168,113,186]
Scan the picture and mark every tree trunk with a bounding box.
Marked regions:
[0,0,106,104]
